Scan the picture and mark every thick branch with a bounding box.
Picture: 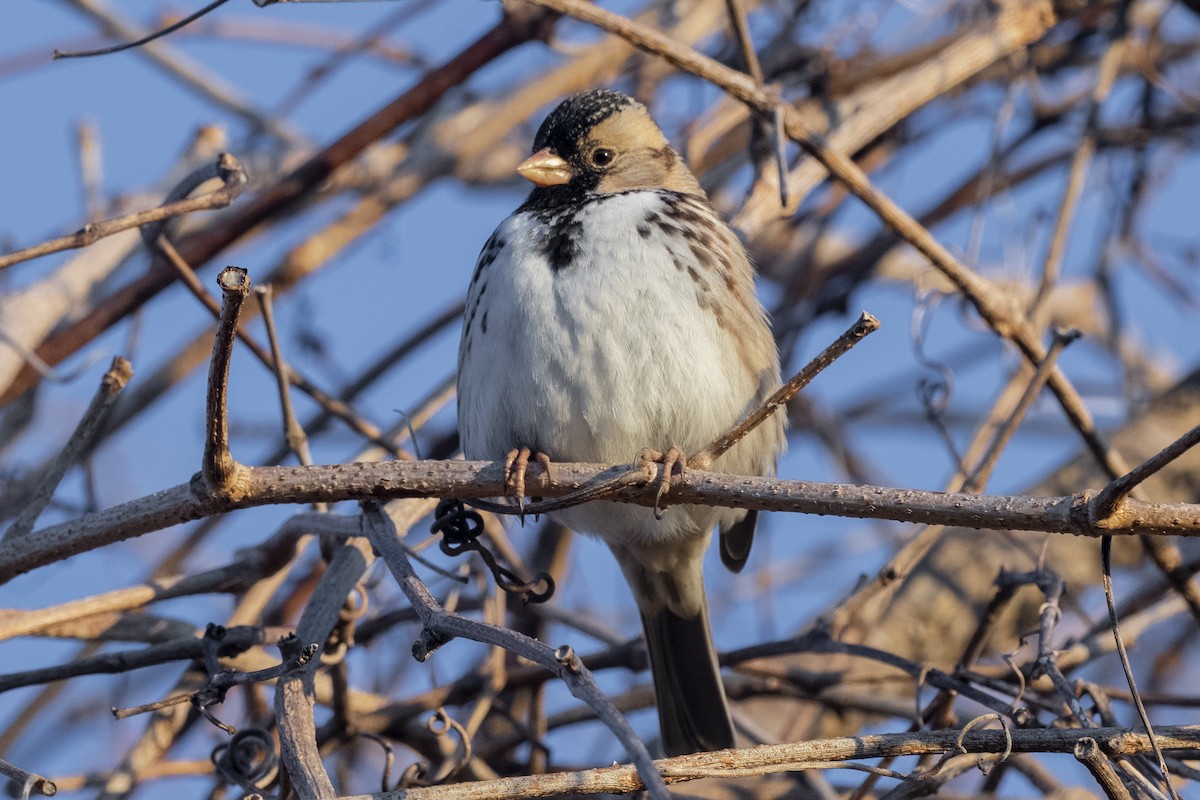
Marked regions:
[1,459,1197,584]
[330,725,1200,800]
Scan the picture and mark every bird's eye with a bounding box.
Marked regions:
[590,148,615,166]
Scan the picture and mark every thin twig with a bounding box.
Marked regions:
[722,0,787,206]
[75,119,105,221]
[261,300,464,466]
[3,356,132,541]
[723,0,763,85]
[1021,569,1090,725]
[0,153,247,271]
[255,286,320,480]
[1101,537,1179,800]
[693,311,880,468]
[202,267,251,497]
[963,327,1080,491]
[151,238,398,455]
[1031,7,1129,313]
[55,0,301,144]
[55,0,233,59]
[1094,424,1200,521]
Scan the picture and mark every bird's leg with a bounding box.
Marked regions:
[636,446,686,520]
[503,447,554,520]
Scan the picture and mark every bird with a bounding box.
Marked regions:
[457,88,784,756]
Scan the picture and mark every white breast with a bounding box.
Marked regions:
[458,191,770,544]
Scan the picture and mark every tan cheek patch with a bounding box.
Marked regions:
[596,148,671,193]
[586,111,703,195]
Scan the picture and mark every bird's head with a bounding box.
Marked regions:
[517,89,703,198]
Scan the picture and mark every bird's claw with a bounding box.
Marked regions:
[503,447,553,522]
[637,446,686,520]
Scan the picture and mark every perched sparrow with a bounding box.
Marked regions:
[457,89,784,756]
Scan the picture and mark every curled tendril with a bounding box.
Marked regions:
[425,708,473,783]
[956,713,1013,775]
[430,499,554,604]
[398,761,430,789]
[358,731,396,792]
[212,728,279,793]
[324,587,368,665]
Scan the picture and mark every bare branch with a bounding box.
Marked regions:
[325,725,1200,800]
[3,356,132,540]
[0,153,247,271]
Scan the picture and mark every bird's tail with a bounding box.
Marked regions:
[640,597,735,756]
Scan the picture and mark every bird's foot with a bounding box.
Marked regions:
[503,447,554,521]
[637,446,686,520]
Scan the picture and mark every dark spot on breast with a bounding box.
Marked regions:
[659,222,687,239]
[543,212,585,272]
[667,202,705,227]
[637,222,652,238]
[672,255,688,272]
[689,243,718,270]
[480,310,488,334]
[471,234,504,284]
